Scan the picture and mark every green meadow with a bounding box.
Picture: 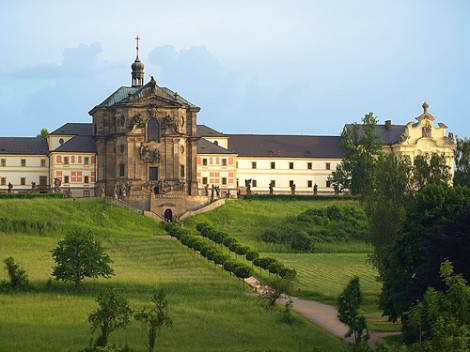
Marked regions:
[184,198,400,333]
[0,198,350,352]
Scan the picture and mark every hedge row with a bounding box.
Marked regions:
[0,193,64,199]
[243,194,356,201]
[195,223,296,279]
[164,223,253,281]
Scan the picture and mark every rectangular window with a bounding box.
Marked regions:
[180,165,185,178]
[84,176,89,184]
[64,176,69,184]
[270,162,275,169]
[252,179,257,187]
[308,180,313,188]
[20,177,26,185]
[289,162,294,170]
[21,159,26,167]
[202,177,208,185]
[221,177,227,185]
[119,163,125,177]
[64,157,69,165]
[326,162,331,170]
[0,177,5,185]
[41,159,46,167]
[149,167,158,181]
[222,159,227,166]
[84,157,89,165]
[307,162,312,170]
[326,180,331,188]
[202,158,208,166]
[1,159,6,167]
[252,162,257,169]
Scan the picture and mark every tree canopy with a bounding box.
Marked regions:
[454,136,470,187]
[51,229,114,288]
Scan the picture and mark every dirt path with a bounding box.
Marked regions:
[244,277,400,348]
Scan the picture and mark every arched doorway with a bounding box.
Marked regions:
[164,209,173,222]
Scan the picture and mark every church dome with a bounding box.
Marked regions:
[132,57,144,72]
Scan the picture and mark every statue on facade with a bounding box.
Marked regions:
[130,113,145,129]
[290,183,296,195]
[269,181,274,195]
[125,182,131,197]
[313,184,318,195]
[121,183,127,198]
[113,183,119,199]
[31,181,37,194]
[245,179,252,194]
[204,184,209,196]
[162,115,178,134]
[422,121,432,138]
[7,182,13,193]
[53,178,61,193]
[100,184,106,198]
[140,142,161,163]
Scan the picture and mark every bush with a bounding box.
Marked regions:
[260,229,283,244]
[268,261,284,275]
[205,248,219,261]
[289,230,313,251]
[234,264,253,279]
[223,236,238,248]
[2,257,28,290]
[213,253,230,266]
[246,250,260,262]
[253,257,277,270]
[224,259,238,273]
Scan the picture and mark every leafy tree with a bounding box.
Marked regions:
[2,256,28,289]
[88,288,132,347]
[51,229,114,289]
[364,153,413,274]
[408,260,470,351]
[454,136,470,187]
[379,184,470,331]
[413,153,451,189]
[36,128,49,138]
[331,113,383,196]
[337,277,369,347]
[135,289,172,352]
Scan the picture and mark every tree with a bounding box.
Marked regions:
[2,257,28,289]
[88,288,132,347]
[36,128,49,138]
[331,113,383,196]
[364,153,413,274]
[408,260,470,351]
[337,277,369,347]
[379,184,470,332]
[260,275,296,307]
[454,136,470,187]
[413,153,451,189]
[51,229,114,289]
[135,289,172,352]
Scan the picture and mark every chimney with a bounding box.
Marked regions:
[385,120,392,131]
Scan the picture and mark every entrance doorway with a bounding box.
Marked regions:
[164,209,173,222]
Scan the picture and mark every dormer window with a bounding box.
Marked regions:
[59,138,64,145]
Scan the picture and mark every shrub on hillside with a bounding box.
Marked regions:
[2,257,28,290]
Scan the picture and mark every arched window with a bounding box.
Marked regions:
[147,118,160,142]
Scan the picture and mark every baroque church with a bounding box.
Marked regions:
[89,39,204,220]
[0,39,456,222]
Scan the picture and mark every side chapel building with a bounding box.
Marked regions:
[0,40,456,221]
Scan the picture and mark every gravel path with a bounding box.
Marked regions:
[244,277,400,348]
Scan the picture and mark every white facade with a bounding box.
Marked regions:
[0,154,49,192]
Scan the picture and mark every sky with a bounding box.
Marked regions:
[1,0,469,138]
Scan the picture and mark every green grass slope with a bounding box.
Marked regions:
[0,198,350,352]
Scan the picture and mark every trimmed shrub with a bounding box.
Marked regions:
[245,250,260,262]
[213,253,230,266]
[223,236,238,248]
[205,248,219,261]
[234,264,253,279]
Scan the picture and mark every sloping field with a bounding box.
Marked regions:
[0,198,350,352]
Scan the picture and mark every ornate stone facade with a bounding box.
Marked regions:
[88,46,202,220]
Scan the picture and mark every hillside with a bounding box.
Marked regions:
[0,198,350,352]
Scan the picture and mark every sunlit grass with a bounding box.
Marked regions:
[0,199,350,352]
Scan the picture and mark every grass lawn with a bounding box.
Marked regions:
[0,199,350,352]
[185,199,400,333]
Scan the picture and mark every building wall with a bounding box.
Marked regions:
[50,152,97,197]
[196,154,237,196]
[235,157,342,194]
[0,154,49,192]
